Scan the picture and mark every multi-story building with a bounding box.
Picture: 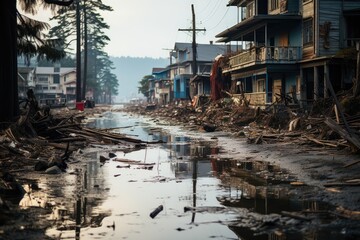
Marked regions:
[34,66,76,103]
[168,42,236,100]
[216,0,360,108]
[151,67,172,105]
[61,68,77,103]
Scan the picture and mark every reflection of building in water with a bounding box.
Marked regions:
[229,225,289,240]
[214,159,322,215]
[171,160,212,179]
[26,151,111,238]
[216,159,330,240]
[150,130,170,143]
[168,137,219,178]
[190,144,219,158]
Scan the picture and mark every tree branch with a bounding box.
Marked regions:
[44,0,74,6]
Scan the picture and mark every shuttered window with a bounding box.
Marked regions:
[303,18,313,45]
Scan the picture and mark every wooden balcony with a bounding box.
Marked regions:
[226,46,301,71]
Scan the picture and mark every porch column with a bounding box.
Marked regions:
[265,24,268,46]
[253,29,256,46]
[299,68,305,108]
[314,66,319,100]
[265,73,270,103]
[324,63,329,98]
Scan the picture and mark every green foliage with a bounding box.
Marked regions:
[17,8,66,64]
[37,55,75,67]
[47,0,118,102]
[138,75,154,98]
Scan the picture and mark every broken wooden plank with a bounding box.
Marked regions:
[324,117,360,151]
[344,160,360,168]
[281,211,312,221]
[323,182,360,187]
[304,135,338,148]
[50,137,87,143]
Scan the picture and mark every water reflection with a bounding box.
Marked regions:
[19,111,355,240]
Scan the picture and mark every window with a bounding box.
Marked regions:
[246,2,254,18]
[270,0,279,11]
[200,65,211,73]
[54,67,60,72]
[38,76,48,83]
[53,74,60,84]
[256,79,265,92]
[303,18,313,45]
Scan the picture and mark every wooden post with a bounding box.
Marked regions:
[334,104,340,123]
[353,41,360,96]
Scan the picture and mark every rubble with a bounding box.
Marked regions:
[122,91,360,154]
[0,90,157,231]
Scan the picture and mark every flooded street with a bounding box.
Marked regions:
[24,107,358,240]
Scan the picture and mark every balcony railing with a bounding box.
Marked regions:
[227,46,301,71]
[156,88,170,94]
[244,92,267,106]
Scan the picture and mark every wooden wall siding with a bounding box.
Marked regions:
[318,1,342,56]
[302,45,314,60]
[289,24,302,46]
[343,0,360,11]
[285,0,300,14]
[301,0,315,59]
[302,0,314,18]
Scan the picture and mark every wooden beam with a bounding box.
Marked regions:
[324,117,360,151]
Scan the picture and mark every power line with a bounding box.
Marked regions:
[178,4,206,76]
[207,7,230,31]
[198,0,223,23]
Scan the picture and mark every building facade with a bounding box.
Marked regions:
[216,0,360,108]
[33,66,76,104]
[168,42,236,101]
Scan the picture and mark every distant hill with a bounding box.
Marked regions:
[110,56,169,102]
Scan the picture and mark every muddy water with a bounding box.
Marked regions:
[39,110,355,240]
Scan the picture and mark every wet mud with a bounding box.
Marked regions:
[1,110,359,240]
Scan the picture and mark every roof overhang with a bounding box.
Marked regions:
[190,74,210,83]
[216,14,302,43]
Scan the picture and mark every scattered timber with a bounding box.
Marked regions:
[0,89,164,178]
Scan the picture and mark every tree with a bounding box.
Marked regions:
[98,57,119,104]
[0,0,73,124]
[38,56,76,67]
[48,0,113,101]
[138,75,153,98]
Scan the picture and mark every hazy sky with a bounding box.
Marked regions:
[101,0,239,58]
[34,0,239,59]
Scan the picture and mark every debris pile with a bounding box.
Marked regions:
[0,90,153,207]
[122,91,360,153]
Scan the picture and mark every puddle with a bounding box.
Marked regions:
[13,111,359,240]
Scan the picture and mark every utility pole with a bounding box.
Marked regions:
[178,4,206,76]
[82,0,88,101]
[76,0,82,103]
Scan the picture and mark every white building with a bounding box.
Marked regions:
[34,66,76,102]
